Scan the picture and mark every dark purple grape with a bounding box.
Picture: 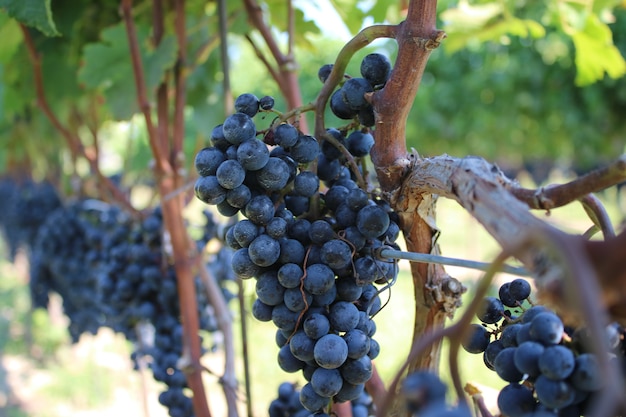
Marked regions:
[237,138,270,170]
[314,333,348,369]
[529,312,564,345]
[333,381,364,403]
[402,371,447,413]
[309,220,335,244]
[272,303,300,332]
[232,219,259,248]
[311,368,343,398]
[356,205,390,238]
[494,347,523,382]
[498,282,518,307]
[303,263,335,295]
[234,93,259,117]
[340,355,372,384]
[284,287,312,312]
[256,157,290,192]
[360,53,391,87]
[293,171,319,197]
[304,313,330,340]
[509,278,531,301]
[259,95,275,110]
[290,135,319,163]
[265,217,288,239]
[226,184,252,208]
[513,341,544,377]
[210,124,229,150]
[222,112,256,145]
[278,343,305,373]
[194,147,226,176]
[255,271,285,306]
[343,329,370,359]
[476,296,504,324]
[216,159,246,189]
[318,64,334,83]
[244,195,275,225]
[484,339,505,370]
[347,130,375,157]
[462,323,491,353]
[278,238,305,265]
[252,298,273,322]
[277,263,303,289]
[497,383,536,417]
[248,234,280,267]
[194,175,226,205]
[274,123,299,148]
[534,375,576,410]
[329,301,360,332]
[231,248,261,279]
[538,345,575,380]
[330,89,357,120]
[501,323,523,347]
[321,239,352,271]
[571,353,602,391]
[289,330,316,361]
[341,78,373,111]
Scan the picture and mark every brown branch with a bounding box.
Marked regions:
[371,0,445,192]
[508,154,626,210]
[197,256,239,417]
[20,24,138,215]
[242,0,307,129]
[121,2,210,416]
[153,0,170,155]
[120,0,172,176]
[219,0,234,115]
[172,0,187,161]
[579,193,615,239]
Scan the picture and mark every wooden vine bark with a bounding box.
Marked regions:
[369,0,457,376]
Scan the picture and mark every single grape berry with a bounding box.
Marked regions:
[508,278,531,301]
[462,323,491,353]
[360,53,391,87]
[318,64,334,83]
[259,95,275,110]
[341,78,373,111]
[234,93,259,117]
[476,296,504,324]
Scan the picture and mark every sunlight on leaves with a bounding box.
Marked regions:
[572,14,626,85]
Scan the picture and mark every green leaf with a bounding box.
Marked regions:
[0,14,22,62]
[440,1,504,32]
[445,17,545,53]
[0,0,59,36]
[78,23,178,120]
[572,14,626,85]
[329,0,366,34]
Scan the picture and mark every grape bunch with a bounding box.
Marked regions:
[26,196,234,417]
[269,381,375,417]
[0,177,62,260]
[401,371,471,417]
[193,53,399,413]
[462,278,625,417]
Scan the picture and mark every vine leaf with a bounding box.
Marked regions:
[441,1,545,53]
[572,14,626,85]
[78,23,178,120]
[0,0,59,36]
[328,0,367,34]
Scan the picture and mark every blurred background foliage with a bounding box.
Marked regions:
[0,0,625,188]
